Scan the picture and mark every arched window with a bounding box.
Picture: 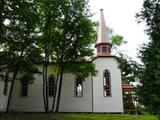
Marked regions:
[48,75,55,96]
[103,69,111,96]
[75,75,83,97]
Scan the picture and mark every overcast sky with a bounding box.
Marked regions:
[89,0,149,61]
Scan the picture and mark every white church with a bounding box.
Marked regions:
[0,9,124,113]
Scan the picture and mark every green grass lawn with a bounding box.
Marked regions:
[0,113,158,120]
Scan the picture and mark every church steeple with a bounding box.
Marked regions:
[95,9,112,56]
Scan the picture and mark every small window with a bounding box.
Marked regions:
[20,80,28,97]
[48,75,55,96]
[102,46,107,52]
[75,75,83,97]
[103,69,111,96]
[97,47,101,53]
[108,47,111,52]
[3,80,8,96]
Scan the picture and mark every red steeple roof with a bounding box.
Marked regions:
[95,9,112,56]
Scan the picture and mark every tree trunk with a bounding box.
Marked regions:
[52,67,60,112]
[6,50,24,112]
[6,71,18,112]
[55,49,64,112]
[42,47,49,112]
[55,66,64,112]
[42,63,47,112]
[45,57,49,112]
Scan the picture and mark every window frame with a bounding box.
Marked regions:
[48,75,55,96]
[3,80,8,96]
[103,69,111,97]
[102,46,107,52]
[74,75,83,97]
[20,80,28,97]
[97,46,101,53]
[108,47,111,53]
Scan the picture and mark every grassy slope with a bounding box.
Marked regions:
[0,113,158,120]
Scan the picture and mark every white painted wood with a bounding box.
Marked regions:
[0,57,123,112]
[0,81,11,111]
[92,57,124,113]
[10,74,47,112]
[59,74,92,112]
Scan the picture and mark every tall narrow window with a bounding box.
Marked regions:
[48,75,55,96]
[103,69,111,96]
[3,80,8,96]
[3,72,9,96]
[75,75,83,97]
[108,47,111,52]
[20,80,28,97]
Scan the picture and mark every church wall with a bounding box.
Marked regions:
[1,59,124,113]
[92,57,124,113]
[9,74,56,112]
[0,81,11,112]
[59,74,93,112]
[10,74,44,112]
[9,71,93,112]
[10,66,55,112]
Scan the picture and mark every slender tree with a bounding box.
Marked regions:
[36,0,97,112]
[35,0,62,112]
[53,0,97,112]
[0,0,42,112]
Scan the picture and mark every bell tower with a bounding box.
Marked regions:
[95,9,112,56]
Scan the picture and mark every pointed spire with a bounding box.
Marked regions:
[96,9,110,44]
[95,9,112,56]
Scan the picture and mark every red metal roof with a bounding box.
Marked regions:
[122,84,134,92]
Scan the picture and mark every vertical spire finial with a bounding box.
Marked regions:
[100,8,103,11]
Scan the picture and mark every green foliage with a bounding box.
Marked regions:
[36,0,96,72]
[51,0,97,112]
[35,0,97,112]
[136,0,160,39]
[136,0,160,115]
[0,0,43,112]
[19,73,36,84]
[111,35,124,46]
[65,62,97,78]
[117,54,143,84]
[0,0,42,75]
[137,43,160,115]
[34,0,63,112]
